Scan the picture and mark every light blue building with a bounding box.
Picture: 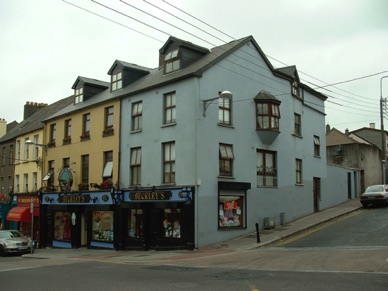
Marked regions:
[116,35,330,249]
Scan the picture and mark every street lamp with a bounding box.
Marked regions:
[25,139,48,153]
[202,91,233,117]
[380,76,388,184]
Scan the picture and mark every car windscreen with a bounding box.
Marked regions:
[366,185,383,192]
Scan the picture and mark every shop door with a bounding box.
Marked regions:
[145,208,162,249]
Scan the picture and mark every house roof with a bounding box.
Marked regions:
[107,60,153,75]
[0,96,74,143]
[326,127,374,147]
[71,76,109,89]
[44,35,327,121]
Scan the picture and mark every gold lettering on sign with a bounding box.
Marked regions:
[60,195,91,203]
[130,191,169,201]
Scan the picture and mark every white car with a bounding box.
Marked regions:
[0,230,34,256]
[360,184,388,208]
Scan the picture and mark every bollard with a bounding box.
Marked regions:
[255,223,261,243]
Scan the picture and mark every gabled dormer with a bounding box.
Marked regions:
[276,65,301,98]
[159,36,209,74]
[107,60,152,92]
[254,90,281,145]
[71,77,109,105]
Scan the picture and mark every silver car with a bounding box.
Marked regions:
[0,230,34,256]
[360,184,388,208]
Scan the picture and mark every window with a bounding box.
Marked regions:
[9,145,13,165]
[54,212,72,241]
[131,102,142,131]
[32,172,37,192]
[256,103,280,130]
[1,146,5,167]
[314,136,320,157]
[130,147,141,185]
[257,150,277,187]
[49,124,56,146]
[106,106,114,127]
[292,80,300,97]
[219,94,232,125]
[103,151,113,184]
[219,193,245,228]
[81,155,89,184]
[296,159,303,184]
[128,209,144,239]
[75,87,83,104]
[15,175,19,193]
[163,142,175,184]
[64,119,71,144]
[163,208,181,238]
[46,160,55,190]
[111,72,122,91]
[164,92,176,124]
[219,144,234,177]
[32,135,39,159]
[23,173,28,192]
[164,49,180,73]
[16,141,20,162]
[82,113,90,139]
[294,113,301,136]
[24,137,29,160]
[92,211,114,242]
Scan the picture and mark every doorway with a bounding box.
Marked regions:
[313,177,321,212]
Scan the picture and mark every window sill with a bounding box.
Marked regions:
[295,183,304,186]
[292,133,303,138]
[218,123,234,129]
[218,175,235,180]
[161,122,177,128]
[130,129,142,134]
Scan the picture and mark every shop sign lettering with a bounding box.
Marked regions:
[59,194,91,203]
[130,191,172,201]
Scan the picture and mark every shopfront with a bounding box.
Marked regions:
[6,194,40,244]
[39,190,121,249]
[118,186,195,250]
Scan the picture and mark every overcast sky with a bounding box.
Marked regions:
[1,0,387,132]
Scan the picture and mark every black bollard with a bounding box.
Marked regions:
[255,222,261,243]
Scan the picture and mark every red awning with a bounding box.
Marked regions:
[6,207,39,222]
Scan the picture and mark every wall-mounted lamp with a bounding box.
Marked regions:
[25,139,48,153]
[202,91,233,117]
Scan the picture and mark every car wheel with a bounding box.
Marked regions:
[0,245,5,257]
[362,203,367,209]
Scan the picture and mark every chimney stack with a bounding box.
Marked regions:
[24,101,48,119]
[369,122,375,129]
[0,118,6,138]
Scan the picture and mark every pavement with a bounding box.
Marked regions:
[23,198,362,263]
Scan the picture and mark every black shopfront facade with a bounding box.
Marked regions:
[116,186,195,250]
[39,190,121,249]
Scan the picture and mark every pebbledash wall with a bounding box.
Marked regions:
[119,39,334,248]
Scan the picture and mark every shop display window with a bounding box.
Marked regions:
[128,209,144,239]
[92,211,113,242]
[163,208,181,238]
[219,195,244,228]
[54,212,71,241]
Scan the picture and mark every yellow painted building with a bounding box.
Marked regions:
[42,78,120,192]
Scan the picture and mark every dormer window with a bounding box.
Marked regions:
[75,88,83,104]
[292,80,300,97]
[111,72,122,91]
[164,49,180,73]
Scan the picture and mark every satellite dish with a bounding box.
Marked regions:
[335,144,342,152]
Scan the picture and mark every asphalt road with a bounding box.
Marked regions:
[1,207,388,290]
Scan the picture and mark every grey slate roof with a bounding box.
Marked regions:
[0,96,74,143]
[43,35,327,121]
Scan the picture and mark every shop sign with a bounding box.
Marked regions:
[41,192,114,205]
[124,187,193,203]
[130,191,172,201]
[59,194,91,203]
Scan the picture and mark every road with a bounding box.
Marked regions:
[1,207,387,290]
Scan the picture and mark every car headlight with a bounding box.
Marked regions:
[4,241,17,247]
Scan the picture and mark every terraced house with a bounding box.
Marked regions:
[1,35,360,251]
